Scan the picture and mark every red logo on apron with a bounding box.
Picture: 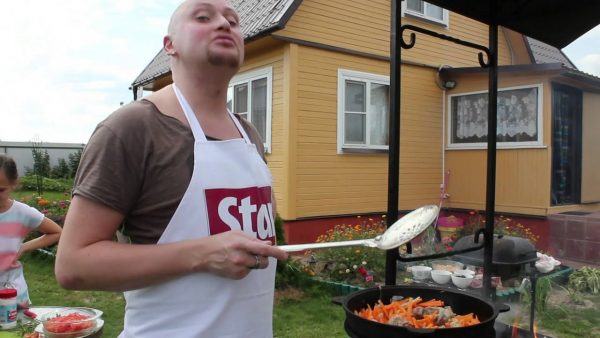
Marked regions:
[205,186,275,242]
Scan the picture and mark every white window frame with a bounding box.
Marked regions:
[337,69,390,153]
[447,84,544,150]
[228,66,273,153]
[402,0,449,26]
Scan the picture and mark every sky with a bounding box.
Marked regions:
[0,2,599,144]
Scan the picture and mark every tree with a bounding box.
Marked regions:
[32,148,51,178]
[68,149,82,178]
[51,158,71,179]
[30,140,47,195]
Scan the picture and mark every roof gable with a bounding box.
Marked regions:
[525,36,576,69]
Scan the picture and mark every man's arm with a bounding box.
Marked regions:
[55,195,288,292]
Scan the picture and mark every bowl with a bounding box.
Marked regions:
[39,307,103,338]
[409,265,432,280]
[430,260,464,272]
[451,273,474,288]
[454,269,475,276]
[430,269,452,284]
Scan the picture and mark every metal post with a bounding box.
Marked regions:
[482,18,498,298]
[385,0,403,285]
[530,264,538,336]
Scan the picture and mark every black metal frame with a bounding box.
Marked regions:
[382,1,600,335]
[385,1,500,300]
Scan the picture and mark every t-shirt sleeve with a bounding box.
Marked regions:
[22,203,44,230]
[238,115,267,163]
[72,107,146,215]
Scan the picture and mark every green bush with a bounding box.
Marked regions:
[568,266,600,294]
[18,175,73,192]
[519,276,552,313]
[274,214,317,290]
[276,258,315,290]
[274,214,286,245]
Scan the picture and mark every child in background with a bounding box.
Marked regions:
[0,154,62,308]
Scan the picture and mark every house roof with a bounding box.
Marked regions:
[131,0,302,88]
[525,37,576,69]
[439,62,600,91]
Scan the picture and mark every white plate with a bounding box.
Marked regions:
[25,306,66,319]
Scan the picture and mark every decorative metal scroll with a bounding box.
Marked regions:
[399,24,491,68]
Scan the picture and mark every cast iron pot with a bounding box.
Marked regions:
[343,285,509,338]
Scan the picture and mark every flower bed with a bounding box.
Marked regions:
[302,217,387,288]
[19,193,70,226]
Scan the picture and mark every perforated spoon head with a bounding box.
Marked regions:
[375,205,439,250]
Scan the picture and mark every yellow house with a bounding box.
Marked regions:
[131,0,600,260]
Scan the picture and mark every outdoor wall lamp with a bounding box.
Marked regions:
[442,80,457,89]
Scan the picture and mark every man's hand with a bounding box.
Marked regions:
[193,230,288,279]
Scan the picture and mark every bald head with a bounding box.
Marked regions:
[167,0,235,36]
[167,1,187,36]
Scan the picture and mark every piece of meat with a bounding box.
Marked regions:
[446,317,463,328]
[389,315,411,327]
[412,306,424,317]
[436,306,456,325]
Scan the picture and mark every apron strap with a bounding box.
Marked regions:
[173,84,207,142]
[228,111,251,144]
[173,84,251,144]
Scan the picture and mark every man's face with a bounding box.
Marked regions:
[169,0,244,68]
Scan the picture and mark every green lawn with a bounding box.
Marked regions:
[539,306,600,338]
[274,293,346,338]
[12,190,68,202]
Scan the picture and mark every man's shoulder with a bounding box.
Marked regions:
[102,99,158,127]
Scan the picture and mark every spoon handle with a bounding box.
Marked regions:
[279,239,372,252]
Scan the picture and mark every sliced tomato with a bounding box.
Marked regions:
[45,313,94,333]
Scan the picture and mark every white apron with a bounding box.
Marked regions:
[120,85,277,338]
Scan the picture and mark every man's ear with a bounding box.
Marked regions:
[164,35,176,56]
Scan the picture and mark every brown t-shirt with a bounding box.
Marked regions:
[73,99,266,244]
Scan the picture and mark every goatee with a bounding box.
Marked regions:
[208,51,240,68]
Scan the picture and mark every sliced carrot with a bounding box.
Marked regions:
[416,299,445,308]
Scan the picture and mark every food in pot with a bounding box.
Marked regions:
[355,297,480,328]
[430,260,464,272]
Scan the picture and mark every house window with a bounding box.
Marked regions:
[447,84,544,149]
[551,83,582,206]
[403,0,448,26]
[337,69,389,152]
[227,66,272,152]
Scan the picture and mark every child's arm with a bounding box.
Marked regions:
[18,217,62,257]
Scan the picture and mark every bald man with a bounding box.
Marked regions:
[55,0,287,336]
